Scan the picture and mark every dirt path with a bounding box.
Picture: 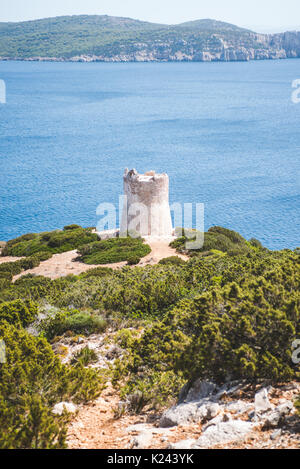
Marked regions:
[66,385,200,450]
[0,256,24,264]
[140,237,188,266]
[9,238,188,281]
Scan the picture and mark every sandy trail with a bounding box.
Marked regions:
[0,256,24,264]
[6,238,188,281]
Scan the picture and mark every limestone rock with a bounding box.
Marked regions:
[254,388,273,414]
[52,402,77,415]
[260,401,295,429]
[183,380,217,402]
[169,439,197,450]
[193,420,255,449]
[130,431,153,449]
[160,401,221,428]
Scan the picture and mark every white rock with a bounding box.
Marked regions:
[130,431,153,449]
[260,400,295,428]
[160,401,220,428]
[276,401,294,416]
[52,402,77,415]
[205,403,221,420]
[270,429,282,440]
[254,388,273,414]
[169,439,197,450]
[226,400,254,415]
[202,412,232,431]
[261,410,281,428]
[184,380,217,402]
[194,420,255,448]
[160,402,201,427]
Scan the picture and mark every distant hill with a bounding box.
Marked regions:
[0,15,299,62]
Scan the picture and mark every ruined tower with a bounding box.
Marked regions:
[120,169,173,237]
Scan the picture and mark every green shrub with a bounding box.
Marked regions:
[63,224,82,231]
[40,310,107,340]
[79,267,113,279]
[171,225,258,257]
[0,261,23,276]
[0,271,13,281]
[77,237,151,265]
[121,370,185,413]
[71,346,98,366]
[19,257,40,270]
[0,322,105,448]
[127,256,141,265]
[159,256,187,266]
[0,299,38,327]
[33,251,53,262]
[249,238,264,250]
[111,250,300,410]
[2,227,98,257]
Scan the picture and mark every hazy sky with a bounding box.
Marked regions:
[0,0,299,33]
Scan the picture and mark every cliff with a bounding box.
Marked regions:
[0,16,300,62]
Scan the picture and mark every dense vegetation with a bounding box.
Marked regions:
[0,301,106,448]
[2,225,98,257]
[0,225,299,447]
[77,237,151,265]
[171,226,263,256]
[0,15,293,60]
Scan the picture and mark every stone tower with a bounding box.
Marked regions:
[120,169,173,237]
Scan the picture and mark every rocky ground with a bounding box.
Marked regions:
[52,332,300,450]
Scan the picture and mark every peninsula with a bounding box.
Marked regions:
[0,15,300,62]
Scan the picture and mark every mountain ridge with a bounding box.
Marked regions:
[0,15,299,62]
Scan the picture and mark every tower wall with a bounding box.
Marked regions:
[120,169,173,237]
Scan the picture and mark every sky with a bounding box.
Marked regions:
[0,0,299,33]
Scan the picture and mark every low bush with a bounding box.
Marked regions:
[77,237,151,265]
[63,224,82,231]
[0,322,106,448]
[39,310,107,341]
[171,226,260,256]
[71,346,98,366]
[79,267,113,279]
[0,299,38,327]
[120,370,185,413]
[111,250,300,411]
[159,256,187,266]
[127,255,141,265]
[2,227,98,257]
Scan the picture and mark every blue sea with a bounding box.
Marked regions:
[0,60,299,249]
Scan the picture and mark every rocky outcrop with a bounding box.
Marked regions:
[159,380,299,449]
